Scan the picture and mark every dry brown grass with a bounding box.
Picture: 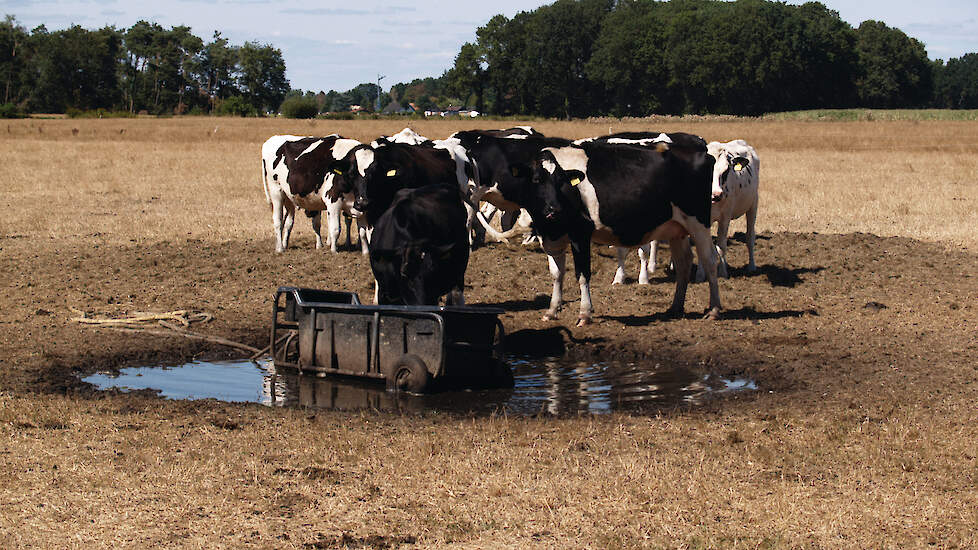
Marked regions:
[2,392,975,549]
[2,117,976,248]
[2,117,978,549]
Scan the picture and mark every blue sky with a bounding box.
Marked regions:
[2,0,975,93]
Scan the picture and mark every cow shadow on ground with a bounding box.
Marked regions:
[483,294,552,312]
[504,326,608,355]
[602,306,811,327]
[750,264,825,288]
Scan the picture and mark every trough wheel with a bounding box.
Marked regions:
[385,354,431,393]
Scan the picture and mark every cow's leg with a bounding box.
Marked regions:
[357,218,370,256]
[571,237,593,326]
[542,238,568,321]
[613,247,628,285]
[281,201,296,251]
[270,191,289,253]
[696,217,728,283]
[687,221,722,320]
[344,212,353,248]
[715,215,731,278]
[637,242,651,284]
[310,211,325,250]
[325,201,341,253]
[649,240,659,274]
[746,198,758,272]
[667,237,693,316]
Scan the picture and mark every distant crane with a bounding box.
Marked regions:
[375,74,386,113]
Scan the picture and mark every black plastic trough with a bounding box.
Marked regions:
[270,286,512,393]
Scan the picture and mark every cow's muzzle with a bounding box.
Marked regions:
[353,198,369,212]
[543,206,559,221]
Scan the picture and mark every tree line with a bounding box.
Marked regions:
[437,0,978,117]
[3,1,978,118]
[0,16,288,115]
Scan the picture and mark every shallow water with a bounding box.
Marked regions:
[84,356,756,416]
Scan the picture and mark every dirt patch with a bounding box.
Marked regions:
[3,230,976,410]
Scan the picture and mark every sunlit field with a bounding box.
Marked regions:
[3,116,976,249]
[1,116,977,549]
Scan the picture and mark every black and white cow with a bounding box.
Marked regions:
[332,142,462,226]
[696,139,760,281]
[576,131,682,284]
[332,136,514,245]
[261,134,368,254]
[369,185,469,306]
[514,135,722,326]
[445,131,572,243]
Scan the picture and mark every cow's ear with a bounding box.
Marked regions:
[509,164,530,178]
[400,246,420,277]
[564,170,585,187]
[731,156,749,173]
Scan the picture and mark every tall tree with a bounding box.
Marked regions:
[29,24,123,112]
[444,42,486,112]
[854,20,932,108]
[237,41,288,113]
[932,53,978,109]
[0,16,29,105]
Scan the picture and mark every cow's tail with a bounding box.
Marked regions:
[261,157,272,207]
[476,210,525,242]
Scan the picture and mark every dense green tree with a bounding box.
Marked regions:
[854,20,932,108]
[236,41,288,113]
[444,42,486,112]
[29,24,123,112]
[932,53,978,109]
[0,16,30,105]
[195,32,239,109]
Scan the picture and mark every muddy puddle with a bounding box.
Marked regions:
[84,356,756,416]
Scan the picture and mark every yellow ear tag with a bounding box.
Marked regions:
[570,177,581,186]
[510,166,520,177]
[733,163,744,172]
[386,169,397,177]
[333,168,343,175]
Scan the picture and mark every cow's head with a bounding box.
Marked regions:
[396,242,457,305]
[510,150,583,234]
[711,149,750,203]
[330,145,403,222]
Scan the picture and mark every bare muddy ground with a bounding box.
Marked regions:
[4,229,975,405]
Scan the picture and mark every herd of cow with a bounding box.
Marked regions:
[260,126,760,327]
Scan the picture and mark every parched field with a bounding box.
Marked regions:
[1,117,976,549]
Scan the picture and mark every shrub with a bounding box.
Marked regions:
[0,103,27,118]
[279,96,320,119]
[215,96,257,117]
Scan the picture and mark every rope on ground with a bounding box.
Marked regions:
[70,307,262,356]
[70,309,213,327]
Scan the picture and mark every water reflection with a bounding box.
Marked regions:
[85,356,756,416]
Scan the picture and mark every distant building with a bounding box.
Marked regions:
[381,100,404,115]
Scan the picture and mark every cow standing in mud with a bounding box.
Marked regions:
[514,134,722,326]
